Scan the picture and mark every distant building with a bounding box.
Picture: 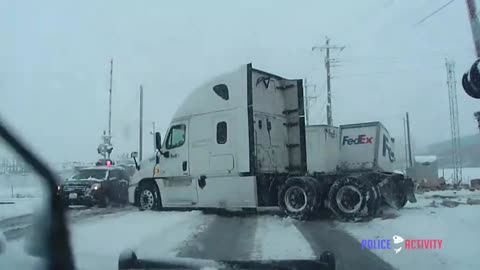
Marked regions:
[0,139,32,175]
[407,155,439,183]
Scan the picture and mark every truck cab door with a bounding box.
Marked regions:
[159,120,198,206]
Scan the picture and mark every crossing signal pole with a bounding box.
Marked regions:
[312,37,345,126]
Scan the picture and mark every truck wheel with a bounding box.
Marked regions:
[328,176,368,221]
[138,182,161,211]
[278,177,318,221]
[365,184,382,219]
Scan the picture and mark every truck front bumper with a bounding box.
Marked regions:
[128,185,138,205]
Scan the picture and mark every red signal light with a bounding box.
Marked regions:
[106,160,112,166]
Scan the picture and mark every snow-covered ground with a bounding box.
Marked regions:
[0,174,46,220]
[2,172,480,269]
[0,198,43,221]
[340,190,480,270]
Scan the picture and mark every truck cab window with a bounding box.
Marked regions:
[213,84,229,100]
[216,121,227,144]
[166,124,186,149]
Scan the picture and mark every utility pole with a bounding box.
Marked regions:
[303,78,317,126]
[312,37,345,126]
[445,59,463,187]
[405,112,413,168]
[403,116,409,172]
[139,85,144,162]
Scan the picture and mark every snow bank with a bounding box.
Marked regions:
[414,155,437,163]
[0,174,48,221]
[340,190,480,270]
[251,216,315,260]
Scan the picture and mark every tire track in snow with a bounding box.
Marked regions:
[177,215,257,260]
[294,220,396,270]
[251,216,316,260]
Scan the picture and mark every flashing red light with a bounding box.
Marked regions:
[106,160,112,166]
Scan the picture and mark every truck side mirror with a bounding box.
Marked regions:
[155,132,162,151]
[130,151,140,170]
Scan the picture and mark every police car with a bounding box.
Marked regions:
[58,159,130,208]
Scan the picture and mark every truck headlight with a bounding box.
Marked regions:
[91,183,101,190]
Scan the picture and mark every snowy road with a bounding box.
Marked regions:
[1,207,395,270]
[61,210,395,270]
[4,190,480,269]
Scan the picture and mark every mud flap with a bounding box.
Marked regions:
[378,174,417,209]
[405,179,417,203]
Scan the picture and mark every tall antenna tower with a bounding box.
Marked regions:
[445,59,463,187]
[312,37,345,126]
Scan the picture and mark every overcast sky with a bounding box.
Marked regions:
[1,0,479,163]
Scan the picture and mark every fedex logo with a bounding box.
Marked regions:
[383,134,395,162]
[342,135,373,145]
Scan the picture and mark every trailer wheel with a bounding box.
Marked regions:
[396,193,408,209]
[365,184,382,218]
[278,177,318,220]
[328,176,369,221]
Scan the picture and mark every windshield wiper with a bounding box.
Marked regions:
[0,117,75,270]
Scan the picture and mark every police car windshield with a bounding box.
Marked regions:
[71,169,107,180]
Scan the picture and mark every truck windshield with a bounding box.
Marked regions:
[71,169,107,180]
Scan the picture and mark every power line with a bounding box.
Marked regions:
[415,0,457,26]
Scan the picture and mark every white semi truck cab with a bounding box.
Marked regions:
[129,63,416,221]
